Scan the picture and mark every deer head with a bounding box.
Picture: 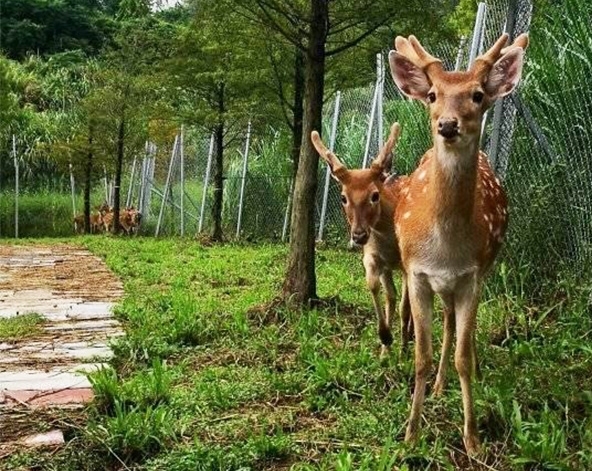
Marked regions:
[389,34,528,151]
[311,123,401,246]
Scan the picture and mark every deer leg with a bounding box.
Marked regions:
[454,278,481,455]
[433,294,455,396]
[405,274,433,445]
[379,270,397,358]
[473,332,482,380]
[363,254,391,358]
[399,275,413,355]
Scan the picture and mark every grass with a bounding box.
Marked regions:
[0,312,45,341]
[2,237,591,471]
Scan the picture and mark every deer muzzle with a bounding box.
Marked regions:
[438,119,460,140]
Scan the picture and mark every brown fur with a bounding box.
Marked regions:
[312,124,415,358]
[390,33,527,454]
[73,211,105,234]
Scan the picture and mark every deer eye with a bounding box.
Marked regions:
[340,194,348,205]
[472,91,484,104]
[427,92,436,104]
[370,191,380,203]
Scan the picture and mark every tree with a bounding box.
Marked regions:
[0,0,115,59]
[171,0,270,240]
[235,0,452,304]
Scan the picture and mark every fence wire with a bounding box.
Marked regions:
[1,0,589,280]
[313,0,592,279]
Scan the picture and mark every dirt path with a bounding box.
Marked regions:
[0,244,123,453]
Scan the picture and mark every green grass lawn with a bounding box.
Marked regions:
[4,237,592,470]
[0,313,45,341]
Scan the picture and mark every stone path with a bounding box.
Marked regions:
[0,244,123,452]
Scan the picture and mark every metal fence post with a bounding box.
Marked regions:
[13,135,18,238]
[138,142,148,213]
[362,82,379,169]
[282,179,294,242]
[376,53,385,152]
[199,133,215,233]
[126,156,137,208]
[156,135,179,237]
[454,36,467,71]
[317,92,342,241]
[69,163,77,231]
[145,145,156,215]
[180,125,185,236]
[488,0,523,171]
[236,121,252,239]
[102,165,109,204]
[468,3,488,69]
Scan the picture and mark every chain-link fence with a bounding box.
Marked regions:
[1,0,590,282]
[307,0,591,282]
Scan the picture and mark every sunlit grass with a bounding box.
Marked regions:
[4,237,591,470]
[0,312,45,341]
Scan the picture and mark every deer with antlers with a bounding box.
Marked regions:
[388,33,528,453]
[311,123,414,358]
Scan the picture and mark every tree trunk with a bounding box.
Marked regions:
[282,0,328,304]
[291,47,305,179]
[113,117,125,234]
[83,126,93,233]
[211,82,225,241]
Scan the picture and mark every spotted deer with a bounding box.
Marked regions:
[73,211,104,234]
[388,33,528,453]
[120,206,142,235]
[311,123,414,358]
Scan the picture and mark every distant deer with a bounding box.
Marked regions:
[99,202,114,233]
[311,123,413,358]
[388,33,528,453]
[120,206,142,235]
[73,211,104,234]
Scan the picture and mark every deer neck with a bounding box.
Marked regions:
[428,137,480,225]
[372,196,395,238]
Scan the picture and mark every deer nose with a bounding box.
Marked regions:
[438,119,459,139]
[351,230,369,246]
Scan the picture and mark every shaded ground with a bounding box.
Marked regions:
[0,244,123,455]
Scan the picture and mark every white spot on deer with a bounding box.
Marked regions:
[403,211,411,220]
[488,222,493,232]
[422,186,427,194]
[484,213,490,222]
[495,177,500,186]
[406,193,412,202]
[401,186,409,196]
[418,170,427,181]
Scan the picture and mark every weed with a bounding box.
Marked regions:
[0,312,45,341]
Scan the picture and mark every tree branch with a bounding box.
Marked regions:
[326,21,387,57]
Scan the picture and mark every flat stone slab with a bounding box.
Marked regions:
[0,244,123,417]
[21,429,65,447]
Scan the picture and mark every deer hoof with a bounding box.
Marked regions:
[379,345,391,361]
[432,380,445,397]
[404,425,419,445]
[463,433,481,456]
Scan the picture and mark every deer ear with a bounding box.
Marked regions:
[389,51,431,100]
[484,47,524,99]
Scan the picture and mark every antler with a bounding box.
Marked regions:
[472,33,529,80]
[311,131,349,182]
[395,35,443,77]
[371,122,401,174]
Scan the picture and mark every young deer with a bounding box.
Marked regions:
[311,123,413,358]
[388,33,528,453]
